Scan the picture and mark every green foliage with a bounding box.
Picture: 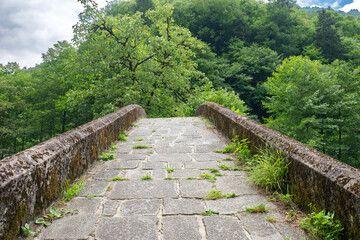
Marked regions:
[164,177,173,180]
[22,223,36,236]
[265,216,277,223]
[202,209,219,216]
[199,173,216,182]
[98,153,115,161]
[86,194,97,199]
[133,145,151,149]
[112,176,130,181]
[109,143,118,151]
[300,208,344,240]
[247,144,289,191]
[35,207,78,227]
[203,190,237,200]
[140,174,153,180]
[118,131,128,141]
[61,178,85,201]
[245,203,269,213]
[234,138,253,163]
[134,138,144,141]
[166,167,175,173]
[264,56,360,167]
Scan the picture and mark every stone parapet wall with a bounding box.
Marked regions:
[195,102,360,240]
[0,105,146,239]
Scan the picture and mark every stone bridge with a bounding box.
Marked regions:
[0,103,359,239]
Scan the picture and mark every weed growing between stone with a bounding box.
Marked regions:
[140,174,153,180]
[118,130,128,141]
[265,216,277,223]
[218,164,241,171]
[86,194,97,199]
[245,203,269,213]
[109,143,118,152]
[131,123,139,127]
[300,204,344,240]
[203,190,237,200]
[133,145,151,149]
[186,177,197,180]
[21,223,38,237]
[199,173,216,182]
[164,177,173,180]
[112,176,129,181]
[35,207,78,227]
[61,178,85,201]
[202,209,219,216]
[134,138,144,141]
[98,153,114,161]
[166,167,175,173]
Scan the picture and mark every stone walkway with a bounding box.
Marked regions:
[37,117,307,240]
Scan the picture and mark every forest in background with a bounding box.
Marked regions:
[1,0,360,168]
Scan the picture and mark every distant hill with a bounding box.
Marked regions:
[302,6,360,17]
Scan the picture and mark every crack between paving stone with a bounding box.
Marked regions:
[197,215,207,240]
[157,199,164,240]
[243,227,253,240]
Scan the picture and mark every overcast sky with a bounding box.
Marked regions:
[0,0,107,68]
[1,0,360,68]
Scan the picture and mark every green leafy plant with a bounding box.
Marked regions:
[61,178,85,201]
[35,207,78,227]
[265,216,277,223]
[203,190,237,200]
[166,167,175,173]
[106,185,113,191]
[22,223,37,236]
[245,203,269,213]
[215,144,236,153]
[247,144,289,191]
[118,130,128,141]
[112,176,129,181]
[200,173,216,182]
[109,143,118,151]
[287,210,297,220]
[152,129,156,132]
[131,123,139,127]
[98,153,114,161]
[202,209,219,216]
[140,174,153,180]
[186,177,197,180]
[164,177,173,180]
[219,164,231,170]
[133,145,151,149]
[300,205,344,240]
[86,194,96,199]
[234,138,253,163]
[223,157,233,161]
[134,138,144,141]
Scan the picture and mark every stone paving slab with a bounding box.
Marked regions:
[180,179,213,198]
[162,216,202,240]
[203,216,248,240]
[95,216,158,240]
[163,199,205,215]
[40,214,98,239]
[109,180,178,199]
[36,117,307,240]
[120,199,161,215]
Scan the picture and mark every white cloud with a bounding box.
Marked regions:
[340,0,360,11]
[0,0,107,68]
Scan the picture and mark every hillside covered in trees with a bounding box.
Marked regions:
[1,0,360,168]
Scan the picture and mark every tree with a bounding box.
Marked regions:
[263,56,360,167]
[315,9,344,62]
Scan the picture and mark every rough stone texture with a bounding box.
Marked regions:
[0,105,146,239]
[79,180,110,197]
[203,216,248,240]
[163,199,205,215]
[109,180,178,199]
[238,213,283,240]
[180,179,213,198]
[120,199,161,215]
[95,216,158,240]
[40,214,98,239]
[195,102,360,240]
[162,216,202,240]
[64,197,102,213]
